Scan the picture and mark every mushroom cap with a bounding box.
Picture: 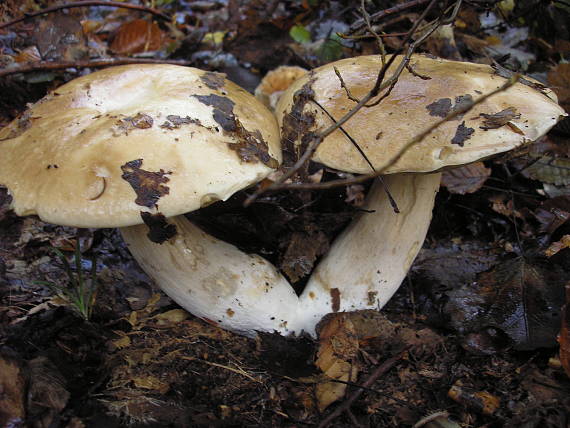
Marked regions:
[275,55,567,174]
[254,65,308,110]
[0,64,281,228]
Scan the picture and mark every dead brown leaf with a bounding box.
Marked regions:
[545,235,570,257]
[446,258,567,351]
[315,313,359,412]
[110,19,163,55]
[441,162,491,194]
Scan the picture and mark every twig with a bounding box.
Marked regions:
[310,98,400,212]
[349,0,432,34]
[360,0,387,61]
[262,74,519,192]
[244,0,445,207]
[0,58,193,78]
[317,350,407,428]
[0,1,171,30]
[180,356,263,383]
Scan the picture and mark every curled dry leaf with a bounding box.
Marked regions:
[545,235,570,257]
[315,313,359,412]
[548,63,570,111]
[446,258,566,351]
[441,161,491,194]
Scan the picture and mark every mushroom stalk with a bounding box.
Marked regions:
[121,173,440,337]
[120,218,301,337]
[297,172,441,336]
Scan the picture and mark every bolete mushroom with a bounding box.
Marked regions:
[271,54,566,334]
[0,64,288,334]
[1,56,565,339]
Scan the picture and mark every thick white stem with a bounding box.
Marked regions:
[296,173,441,336]
[120,218,301,337]
[121,173,440,337]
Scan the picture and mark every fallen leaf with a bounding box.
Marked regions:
[441,162,491,194]
[524,157,570,186]
[445,258,567,351]
[315,313,359,412]
[133,375,170,394]
[545,235,570,257]
[110,19,163,55]
[448,382,500,415]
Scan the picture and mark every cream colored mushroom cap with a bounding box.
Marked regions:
[275,55,566,174]
[0,64,281,228]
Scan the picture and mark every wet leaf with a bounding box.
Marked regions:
[441,162,491,194]
[446,258,567,351]
[545,234,570,257]
[110,19,164,55]
[534,196,570,234]
[548,63,570,111]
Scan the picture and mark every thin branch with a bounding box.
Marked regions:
[349,0,432,34]
[264,75,520,192]
[0,58,193,78]
[0,1,171,30]
[361,0,387,61]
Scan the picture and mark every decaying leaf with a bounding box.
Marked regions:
[27,357,70,427]
[441,162,491,194]
[280,230,329,283]
[110,19,164,54]
[534,196,570,234]
[524,156,570,186]
[478,107,521,130]
[545,235,570,257]
[445,258,567,351]
[448,382,500,415]
[315,313,359,412]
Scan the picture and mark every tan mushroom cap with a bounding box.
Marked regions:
[275,55,567,174]
[254,65,308,110]
[0,64,281,228]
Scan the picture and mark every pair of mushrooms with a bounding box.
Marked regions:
[0,55,565,337]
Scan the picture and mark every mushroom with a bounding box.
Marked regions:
[254,65,308,111]
[272,54,567,334]
[0,64,291,335]
[1,56,565,339]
